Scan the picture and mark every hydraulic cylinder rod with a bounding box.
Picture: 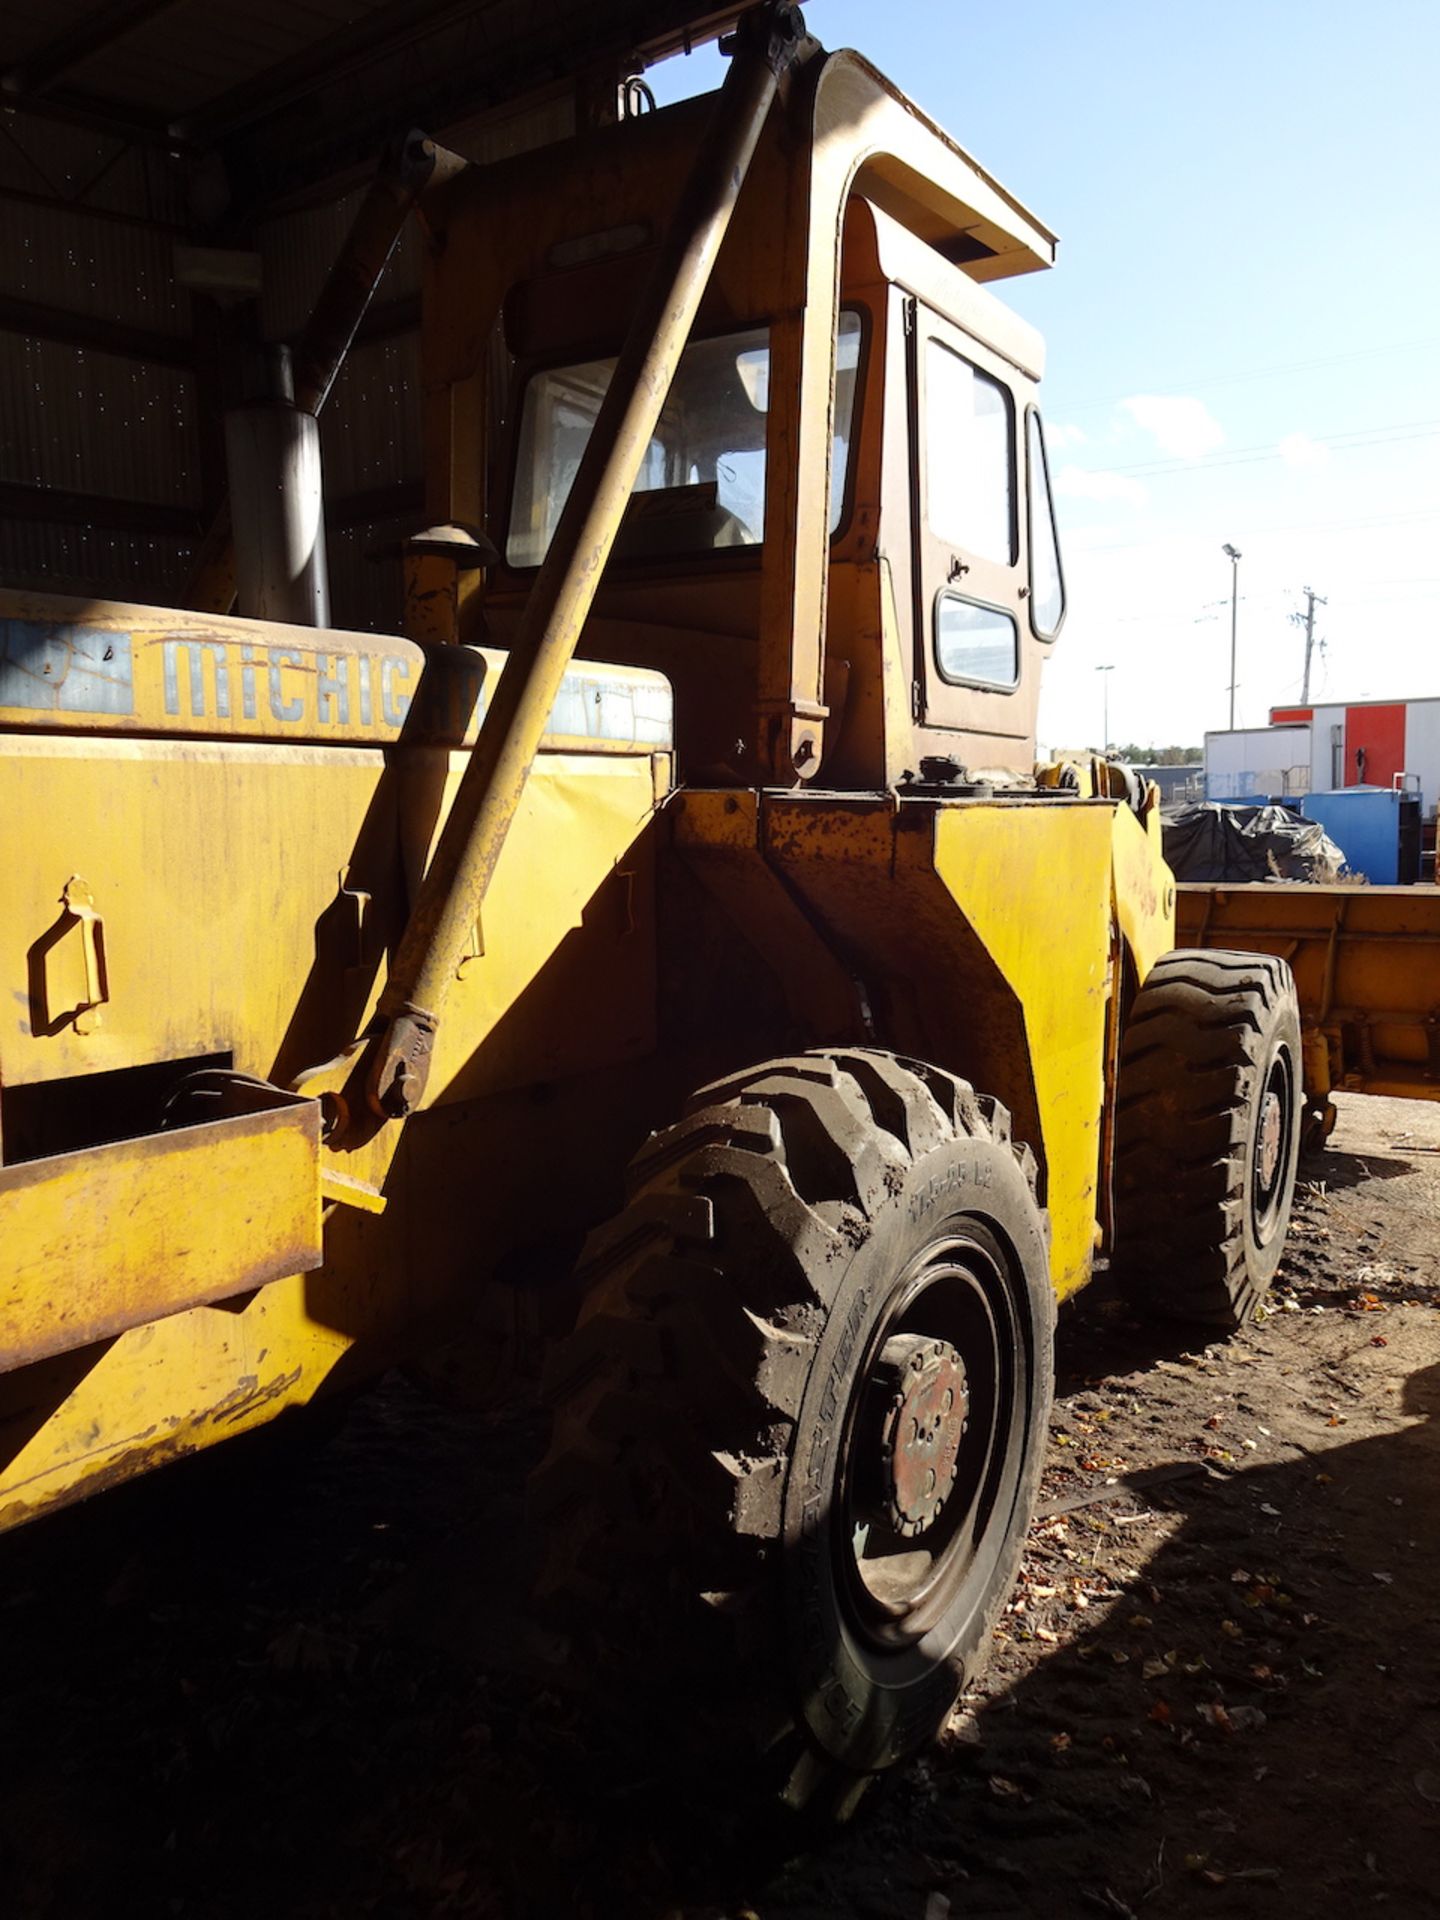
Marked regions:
[363,1,808,1123]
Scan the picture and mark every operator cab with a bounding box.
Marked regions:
[421,47,1065,789]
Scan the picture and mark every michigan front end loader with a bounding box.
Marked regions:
[0,3,1307,1809]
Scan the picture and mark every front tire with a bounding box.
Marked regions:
[532,1050,1053,1811]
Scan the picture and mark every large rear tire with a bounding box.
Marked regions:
[1111,949,1302,1330]
[532,1049,1053,1814]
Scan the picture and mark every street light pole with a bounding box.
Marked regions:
[1222,543,1242,729]
[1096,663,1114,752]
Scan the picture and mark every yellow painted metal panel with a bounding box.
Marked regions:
[404,751,663,1103]
[931,805,1115,1298]
[0,1096,321,1369]
[0,589,674,754]
[0,736,667,1099]
[1110,801,1176,986]
[0,736,395,1089]
[748,794,1120,1301]
[0,1269,350,1531]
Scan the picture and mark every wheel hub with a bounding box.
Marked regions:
[1257,1087,1283,1191]
[873,1333,969,1538]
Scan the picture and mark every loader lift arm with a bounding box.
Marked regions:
[295,0,812,1148]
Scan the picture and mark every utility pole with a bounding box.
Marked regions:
[1289,586,1327,703]
[1222,544,1242,728]
[1096,663,1114,752]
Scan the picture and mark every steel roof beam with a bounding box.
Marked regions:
[2,0,190,98]
[0,295,194,368]
[170,0,482,145]
[0,85,183,147]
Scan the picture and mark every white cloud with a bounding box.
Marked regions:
[1054,464,1149,508]
[1277,430,1331,470]
[1120,394,1226,460]
[1045,420,1087,450]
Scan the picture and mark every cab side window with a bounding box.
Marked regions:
[925,340,1015,565]
[934,596,1018,688]
[1026,410,1066,639]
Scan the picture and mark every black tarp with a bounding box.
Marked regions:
[1162,803,1347,884]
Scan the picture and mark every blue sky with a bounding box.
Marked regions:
[647,1,1440,751]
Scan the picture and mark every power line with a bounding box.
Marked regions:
[1067,505,1440,555]
[1051,334,1440,420]
[1103,418,1440,480]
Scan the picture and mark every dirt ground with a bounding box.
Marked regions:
[3,1091,1440,1919]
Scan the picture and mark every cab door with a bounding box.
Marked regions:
[907,298,1032,755]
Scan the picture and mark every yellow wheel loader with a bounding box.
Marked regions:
[0,2,1305,1809]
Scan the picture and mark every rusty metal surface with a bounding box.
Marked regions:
[1178,880,1440,1107]
[874,1333,968,1538]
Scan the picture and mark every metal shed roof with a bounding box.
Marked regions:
[1,1,750,618]
[1,1,740,178]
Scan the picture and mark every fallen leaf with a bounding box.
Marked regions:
[1197,1702,1235,1734]
[1148,1699,1172,1726]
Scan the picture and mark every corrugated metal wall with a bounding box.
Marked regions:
[2,85,576,629]
[0,117,201,604]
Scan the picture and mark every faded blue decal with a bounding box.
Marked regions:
[0,620,135,716]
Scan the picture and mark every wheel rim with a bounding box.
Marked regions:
[1251,1046,1296,1243]
[837,1225,1021,1651]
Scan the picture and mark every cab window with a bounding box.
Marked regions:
[1026,409,1066,638]
[934,594,1019,689]
[924,339,1015,564]
[506,312,863,568]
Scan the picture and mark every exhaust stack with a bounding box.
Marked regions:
[223,344,330,627]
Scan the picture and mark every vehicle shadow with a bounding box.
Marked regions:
[753,1349,1440,1920]
[2,1333,1438,1920]
[1299,1145,1418,1192]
